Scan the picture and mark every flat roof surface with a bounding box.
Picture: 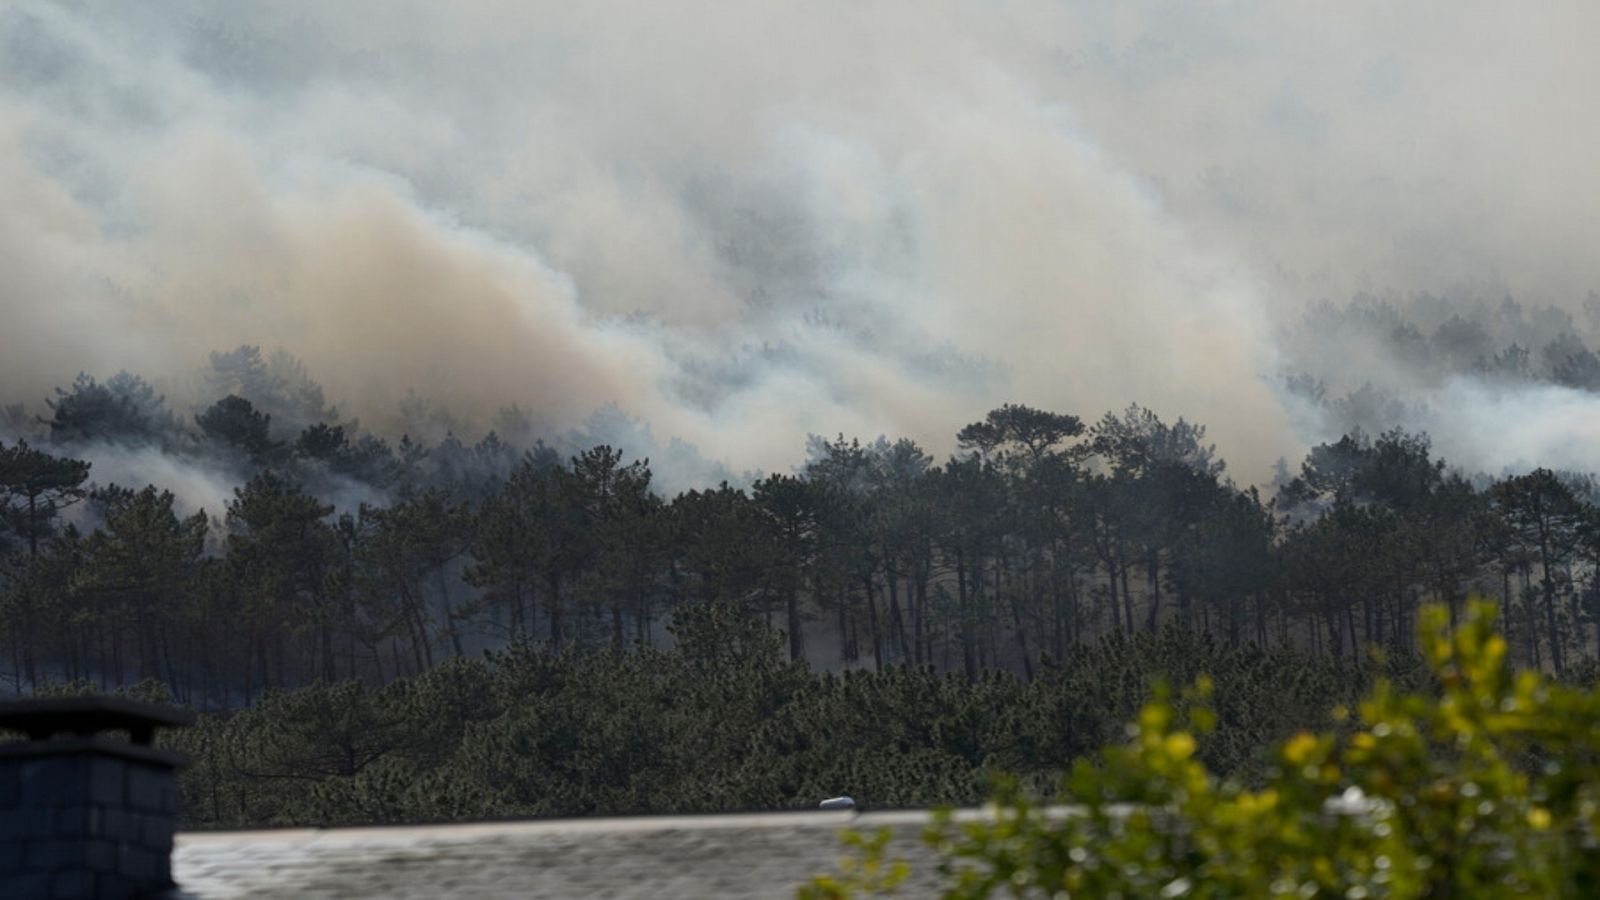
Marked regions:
[171,810,951,899]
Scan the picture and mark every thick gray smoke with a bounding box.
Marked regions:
[4,2,1600,480]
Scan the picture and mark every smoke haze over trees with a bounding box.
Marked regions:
[8,333,1600,697]
[8,2,1600,834]
[7,2,1600,479]
[10,366,1600,828]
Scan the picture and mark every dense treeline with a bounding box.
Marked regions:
[7,326,1600,702]
[6,298,1600,827]
[805,604,1600,899]
[76,613,1418,828]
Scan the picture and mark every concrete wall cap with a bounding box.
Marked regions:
[0,697,194,745]
[0,734,189,768]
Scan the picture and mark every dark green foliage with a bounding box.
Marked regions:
[206,345,335,435]
[805,603,1600,899]
[162,612,1386,830]
[957,404,1084,461]
[197,395,280,461]
[0,439,90,557]
[9,359,1599,708]
[44,372,175,446]
[7,354,1600,835]
[77,485,208,683]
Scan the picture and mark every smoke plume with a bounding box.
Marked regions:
[5,2,1600,480]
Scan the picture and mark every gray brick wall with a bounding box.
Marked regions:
[1,749,180,899]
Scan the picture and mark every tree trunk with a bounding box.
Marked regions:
[435,570,466,659]
[1010,586,1033,681]
[885,568,910,663]
[914,576,928,666]
[836,587,852,664]
[863,573,883,671]
[1521,568,1540,669]
[321,622,337,682]
[1144,549,1162,632]
[956,553,976,681]
[547,572,564,646]
[786,583,804,663]
[1120,562,1135,634]
[26,490,39,560]
[1346,603,1359,661]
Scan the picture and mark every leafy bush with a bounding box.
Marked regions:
[803,601,1600,898]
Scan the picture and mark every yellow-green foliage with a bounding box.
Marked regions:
[803,601,1600,898]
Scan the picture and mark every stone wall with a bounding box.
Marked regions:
[0,698,192,900]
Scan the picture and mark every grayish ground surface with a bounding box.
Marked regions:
[169,810,950,898]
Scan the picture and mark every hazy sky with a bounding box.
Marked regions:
[4,1,1598,478]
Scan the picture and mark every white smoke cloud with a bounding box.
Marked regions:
[1419,378,1600,477]
[68,442,238,520]
[3,1,1599,481]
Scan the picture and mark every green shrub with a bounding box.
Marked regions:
[803,601,1600,898]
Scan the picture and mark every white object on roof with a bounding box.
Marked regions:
[819,796,856,810]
